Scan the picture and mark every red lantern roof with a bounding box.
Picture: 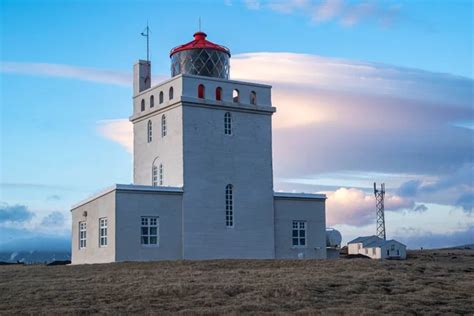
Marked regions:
[170,32,231,57]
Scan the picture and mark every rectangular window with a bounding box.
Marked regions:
[79,221,87,249]
[141,216,159,246]
[224,113,232,135]
[292,220,306,247]
[99,217,108,247]
[152,166,158,186]
[225,184,233,227]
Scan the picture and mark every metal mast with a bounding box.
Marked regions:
[374,182,386,240]
[141,23,150,62]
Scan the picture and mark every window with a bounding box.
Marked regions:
[292,221,306,247]
[152,164,158,186]
[250,91,257,105]
[198,84,205,99]
[386,249,390,256]
[159,163,163,185]
[99,218,108,247]
[79,221,86,249]
[224,112,232,135]
[397,249,400,256]
[147,120,152,143]
[159,91,164,104]
[225,184,233,227]
[150,95,155,108]
[161,114,167,137]
[216,87,222,101]
[140,99,145,111]
[141,216,159,246]
[169,87,174,100]
[232,89,239,102]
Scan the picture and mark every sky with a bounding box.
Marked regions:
[0,0,473,251]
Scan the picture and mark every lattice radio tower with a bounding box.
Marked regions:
[374,182,386,240]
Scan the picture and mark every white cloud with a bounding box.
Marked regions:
[325,187,414,226]
[96,119,133,154]
[1,62,131,86]
[243,0,401,27]
[244,0,261,10]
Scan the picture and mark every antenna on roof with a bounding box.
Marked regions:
[199,16,202,32]
[141,22,151,62]
[374,182,386,240]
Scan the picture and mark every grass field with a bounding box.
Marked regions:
[1,249,473,314]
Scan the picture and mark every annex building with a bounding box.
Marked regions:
[71,32,327,264]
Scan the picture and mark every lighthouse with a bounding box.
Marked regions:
[70,31,327,264]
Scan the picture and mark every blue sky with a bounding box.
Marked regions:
[1,0,473,251]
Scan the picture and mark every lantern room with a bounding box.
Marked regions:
[170,32,231,79]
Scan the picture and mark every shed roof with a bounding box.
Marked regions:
[348,236,406,248]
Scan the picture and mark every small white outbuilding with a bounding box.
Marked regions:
[347,236,406,260]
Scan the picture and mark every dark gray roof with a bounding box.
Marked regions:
[348,236,406,248]
[347,235,379,244]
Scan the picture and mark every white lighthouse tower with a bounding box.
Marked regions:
[70,31,327,264]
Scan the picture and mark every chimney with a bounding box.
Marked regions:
[133,60,151,96]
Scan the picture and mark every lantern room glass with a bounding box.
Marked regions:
[171,48,230,79]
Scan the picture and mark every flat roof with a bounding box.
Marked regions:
[274,192,326,200]
[71,184,183,210]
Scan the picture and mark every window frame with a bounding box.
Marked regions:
[198,84,205,99]
[159,91,164,104]
[79,221,87,249]
[250,91,257,105]
[216,87,222,101]
[291,220,307,248]
[232,89,240,103]
[224,112,232,135]
[140,99,145,112]
[150,95,155,108]
[152,164,158,186]
[99,217,108,248]
[159,163,164,185]
[141,216,159,247]
[147,120,153,143]
[225,184,234,228]
[169,86,174,100]
[161,114,167,137]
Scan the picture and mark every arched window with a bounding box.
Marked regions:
[232,89,239,103]
[169,87,174,100]
[159,163,164,185]
[224,112,232,135]
[147,120,152,143]
[216,87,222,101]
[152,164,158,186]
[161,114,167,137]
[159,91,164,104]
[250,91,257,105]
[225,184,233,227]
[150,95,155,108]
[198,84,205,99]
[141,99,145,111]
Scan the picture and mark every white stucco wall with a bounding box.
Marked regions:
[181,101,276,259]
[274,196,327,259]
[71,190,116,264]
[132,105,183,187]
[115,187,183,261]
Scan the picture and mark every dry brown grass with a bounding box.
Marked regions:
[1,249,473,314]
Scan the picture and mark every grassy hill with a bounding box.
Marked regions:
[0,249,473,314]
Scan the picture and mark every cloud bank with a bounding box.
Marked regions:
[3,52,472,240]
[242,0,401,27]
